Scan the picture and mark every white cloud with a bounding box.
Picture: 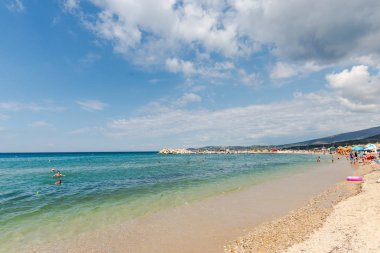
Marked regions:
[270,62,298,79]
[86,0,244,58]
[327,65,371,89]
[165,58,196,75]
[105,91,380,147]
[67,0,257,84]
[77,100,107,111]
[63,0,79,11]
[5,0,24,12]
[326,65,380,111]
[68,0,380,82]
[176,93,202,106]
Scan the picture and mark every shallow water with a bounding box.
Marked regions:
[0,152,323,252]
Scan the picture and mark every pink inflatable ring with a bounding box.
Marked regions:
[346,176,363,182]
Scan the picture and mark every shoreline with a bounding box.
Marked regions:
[26,158,352,253]
[226,161,374,253]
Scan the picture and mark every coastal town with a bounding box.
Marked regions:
[159,144,380,155]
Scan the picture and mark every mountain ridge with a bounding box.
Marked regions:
[188,126,380,151]
[281,126,380,148]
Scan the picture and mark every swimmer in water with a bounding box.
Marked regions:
[51,168,55,172]
[55,180,62,185]
[53,171,62,177]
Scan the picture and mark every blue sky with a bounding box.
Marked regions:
[1,0,380,152]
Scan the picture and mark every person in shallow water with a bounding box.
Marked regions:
[53,171,62,177]
[51,168,55,172]
[55,180,62,185]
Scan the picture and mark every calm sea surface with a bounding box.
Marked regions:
[0,152,321,251]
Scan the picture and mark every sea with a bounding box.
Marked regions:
[0,152,322,252]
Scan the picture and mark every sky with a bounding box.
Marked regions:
[1,0,380,152]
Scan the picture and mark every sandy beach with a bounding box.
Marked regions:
[26,158,354,253]
[226,163,379,253]
[283,168,380,253]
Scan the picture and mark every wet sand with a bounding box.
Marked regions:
[30,159,353,253]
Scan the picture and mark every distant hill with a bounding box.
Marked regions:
[188,126,380,151]
[282,126,380,148]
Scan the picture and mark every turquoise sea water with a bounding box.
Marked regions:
[0,152,321,252]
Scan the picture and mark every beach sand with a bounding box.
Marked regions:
[226,163,377,253]
[283,168,380,253]
[28,159,353,253]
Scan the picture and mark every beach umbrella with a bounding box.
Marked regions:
[352,146,364,151]
[365,144,377,151]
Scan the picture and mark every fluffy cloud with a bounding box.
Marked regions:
[86,0,244,58]
[63,0,79,11]
[104,89,380,148]
[67,0,380,82]
[176,92,202,106]
[77,100,107,111]
[326,65,380,111]
[166,58,196,75]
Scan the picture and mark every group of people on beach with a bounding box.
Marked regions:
[348,151,376,165]
[317,150,377,165]
[51,168,63,185]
